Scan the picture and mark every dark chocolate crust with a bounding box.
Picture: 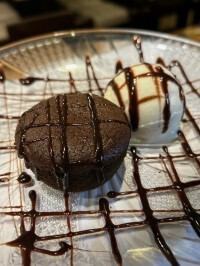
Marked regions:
[15,93,130,192]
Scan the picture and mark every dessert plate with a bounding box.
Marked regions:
[0,29,200,266]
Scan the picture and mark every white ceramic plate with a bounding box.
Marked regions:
[0,29,200,266]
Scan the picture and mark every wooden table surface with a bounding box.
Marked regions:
[175,25,200,42]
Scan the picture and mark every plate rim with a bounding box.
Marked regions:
[0,28,200,266]
[0,28,200,54]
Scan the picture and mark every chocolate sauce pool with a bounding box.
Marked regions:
[0,35,200,266]
[17,172,32,184]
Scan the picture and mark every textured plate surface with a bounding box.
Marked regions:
[0,29,200,266]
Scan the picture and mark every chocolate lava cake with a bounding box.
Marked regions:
[15,93,130,192]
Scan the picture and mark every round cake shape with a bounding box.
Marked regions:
[15,93,130,192]
[104,63,185,144]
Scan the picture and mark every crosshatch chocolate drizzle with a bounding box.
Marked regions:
[0,36,200,266]
[6,190,72,266]
[55,94,70,189]
[108,39,185,133]
[109,64,183,132]
[87,94,105,185]
[16,93,126,191]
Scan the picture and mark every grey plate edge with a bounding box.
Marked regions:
[0,28,200,54]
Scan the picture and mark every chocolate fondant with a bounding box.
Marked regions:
[15,93,130,191]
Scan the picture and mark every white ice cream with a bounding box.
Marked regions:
[104,63,185,145]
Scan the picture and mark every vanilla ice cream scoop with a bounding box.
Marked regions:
[104,63,185,145]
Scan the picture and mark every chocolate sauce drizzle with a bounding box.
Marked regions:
[131,147,179,265]
[3,130,200,266]
[156,57,166,66]
[85,55,104,96]
[87,94,105,185]
[109,62,184,133]
[68,72,78,93]
[56,94,70,190]
[133,36,144,63]
[17,172,32,184]
[0,35,200,266]
[125,68,139,131]
[162,146,200,237]
[0,177,9,183]
[156,65,170,133]
[115,60,123,74]
[169,60,200,97]
[0,172,11,177]
[6,190,71,266]
[0,69,5,82]
[46,100,56,172]
[110,79,126,110]
[20,77,45,86]
[0,114,20,119]
[18,113,38,159]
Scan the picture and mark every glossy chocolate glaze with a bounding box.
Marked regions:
[156,65,170,133]
[55,94,70,189]
[17,172,32,184]
[87,94,105,185]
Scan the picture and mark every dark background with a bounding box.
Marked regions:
[0,0,200,45]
